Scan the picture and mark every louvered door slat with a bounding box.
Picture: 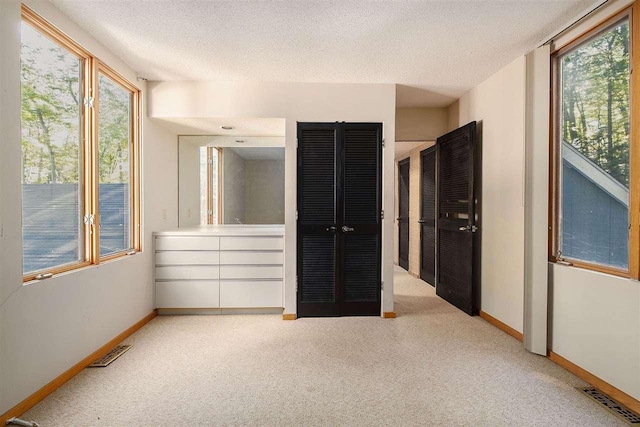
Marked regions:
[344,235,378,302]
[301,235,335,303]
[345,129,379,224]
[300,129,335,224]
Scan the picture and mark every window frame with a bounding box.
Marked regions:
[205,147,222,225]
[21,5,142,282]
[549,2,640,280]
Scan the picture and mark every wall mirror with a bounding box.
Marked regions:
[178,135,285,227]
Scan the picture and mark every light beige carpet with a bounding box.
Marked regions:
[21,267,624,426]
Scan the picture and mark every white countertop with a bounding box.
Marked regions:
[154,224,285,237]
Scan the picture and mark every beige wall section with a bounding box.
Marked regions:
[394,142,435,278]
[0,0,179,413]
[244,160,285,224]
[447,56,526,333]
[222,148,246,224]
[396,107,448,141]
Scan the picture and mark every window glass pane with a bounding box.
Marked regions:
[211,148,219,224]
[98,73,132,256]
[200,146,208,224]
[21,23,83,274]
[199,148,220,224]
[559,18,630,269]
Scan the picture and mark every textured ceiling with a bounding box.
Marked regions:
[51,0,599,107]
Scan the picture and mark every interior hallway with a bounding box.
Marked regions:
[21,267,623,426]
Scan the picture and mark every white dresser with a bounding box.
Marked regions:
[154,225,284,312]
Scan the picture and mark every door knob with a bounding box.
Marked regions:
[326,226,336,232]
[458,225,478,232]
[342,226,355,232]
[418,219,426,224]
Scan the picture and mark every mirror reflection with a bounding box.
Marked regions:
[179,140,284,227]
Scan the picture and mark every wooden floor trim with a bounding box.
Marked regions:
[0,310,157,425]
[383,312,397,318]
[549,351,640,414]
[479,310,523,342]
[282,313,296,320]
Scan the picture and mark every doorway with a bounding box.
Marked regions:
[296,122,383,317]
[398,158,410,271]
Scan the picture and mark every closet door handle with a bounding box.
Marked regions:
[342,226,355,233]
[326,226,336,232]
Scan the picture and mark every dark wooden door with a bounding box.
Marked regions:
[419,146,436,286]
[397,158,410,271]
[297,122,382,317]
[436,122,478,315]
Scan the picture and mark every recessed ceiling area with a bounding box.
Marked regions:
[153,117,286,136]
[227,147,285,161]
[50,0,600,107]
[395,141,433,158]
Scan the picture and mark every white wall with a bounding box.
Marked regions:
[550,265,640,398]
[0,0,178,414]
[448,56,527,333]
[148,81,396,315]
[223,148,246,224]
[545,0,640,401]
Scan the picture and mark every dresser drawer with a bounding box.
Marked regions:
[155,236,220,251]
[156,266,220,280]
[220,281,282,308]
[156,281,220,308]
[220,236,283,251]
[219,251,283,265]
[156,251,219,266]
[219,265,283,280]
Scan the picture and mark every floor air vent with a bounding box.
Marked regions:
[577,387,640,424]
[89,345,132,368]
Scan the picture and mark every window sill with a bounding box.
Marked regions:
[23,250,142,285]
[549,258,632,280]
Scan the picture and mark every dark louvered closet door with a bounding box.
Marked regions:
[397,158,410,271]
[297,122,382,317]
[297,124,339,317]
[420,146,436,286]
[341,124,382,316]
[436,122,478,315]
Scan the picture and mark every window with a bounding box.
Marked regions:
[199,147,221,224]
[97,68,139,258]
[21,18,85,275]
[551,5,639,278]
[21,5,141,281]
